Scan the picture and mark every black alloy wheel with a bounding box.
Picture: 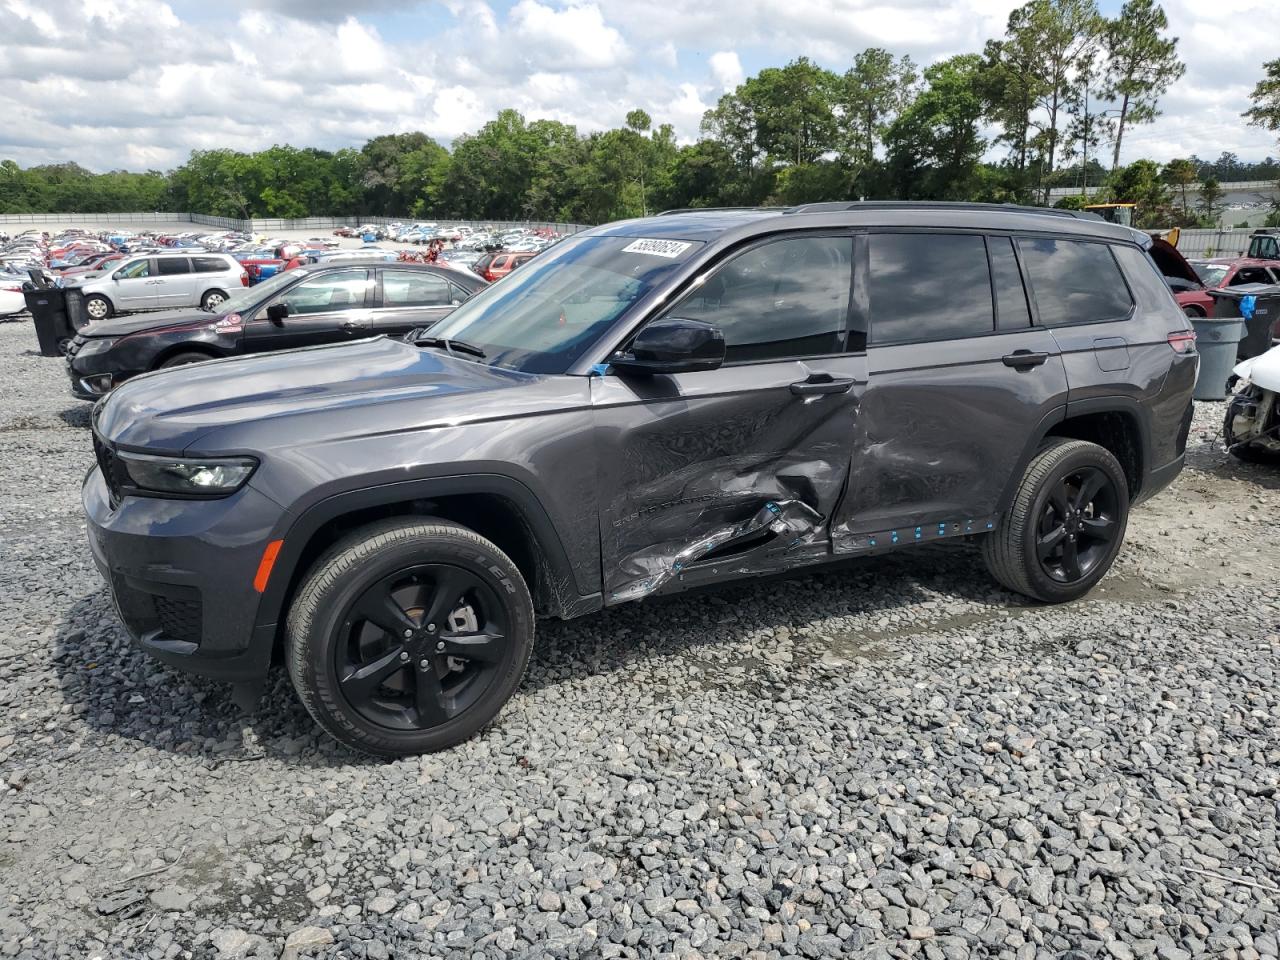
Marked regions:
[286,518,534,757]
[336,564,507,731]
[1035,466,1121,583]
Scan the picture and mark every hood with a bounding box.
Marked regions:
[80,308,214,338]
[1233,343,1280,387]
[1149,238,1202,286]
[95,336,579,453]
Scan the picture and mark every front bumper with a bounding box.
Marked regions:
[83,464,284,683]
[65,336,140,400]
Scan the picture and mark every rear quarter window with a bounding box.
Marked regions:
[192,256,230,273]
[1017,238,1133,326]
[1112,245,1179,314]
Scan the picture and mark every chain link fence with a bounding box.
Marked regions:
[0,212,592,234]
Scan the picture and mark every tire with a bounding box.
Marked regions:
[201,289,229,311]
[158,351,213,369]
[1182,305,1205,318]
[84,295,112,322]
[981,438,1130,603]
[286,518,534,757]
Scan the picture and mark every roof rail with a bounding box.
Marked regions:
[654,206,785,216]
[783,200,1104,221]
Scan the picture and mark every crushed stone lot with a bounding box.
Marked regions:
[1,318,1278,960]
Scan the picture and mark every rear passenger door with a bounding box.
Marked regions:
[372,268,461,335]
[152,257,196,308]
[837,231,1069,545]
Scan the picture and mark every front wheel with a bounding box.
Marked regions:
[201,289,228,311]
[982,439,1129,603]
[286,519,534,757]
[84,295,112,322]
[158,351,213,369]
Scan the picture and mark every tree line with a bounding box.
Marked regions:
[3,0,1280,230]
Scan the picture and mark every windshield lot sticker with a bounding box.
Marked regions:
[621,239,692,258]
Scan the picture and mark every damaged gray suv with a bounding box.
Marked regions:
[84,203,1198,756]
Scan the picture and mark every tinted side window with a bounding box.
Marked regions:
[1112,244,1179,313]
[665,235,851,363]
[869,233,993,343]
[989,236,1031,329]
[157,258,190,276]
[1232,267,1270,286]
[382,269,451,307]
[1017,238,1133,325]
[192,256,227,273]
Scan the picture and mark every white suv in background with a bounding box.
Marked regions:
[72,252,247,320]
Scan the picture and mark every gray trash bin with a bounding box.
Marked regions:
[1190,316,1247,401]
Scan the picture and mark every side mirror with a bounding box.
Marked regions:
[266,302,289,324]
[611,317,725,376]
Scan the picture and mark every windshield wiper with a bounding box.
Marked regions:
[412,335,487,359]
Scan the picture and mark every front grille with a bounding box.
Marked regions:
[92,432,127,507]
[154,595,203,645]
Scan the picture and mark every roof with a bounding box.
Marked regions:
[588,201,1139,245]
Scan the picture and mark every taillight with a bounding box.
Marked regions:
[240,271,249,287]
[1167,331,1196,354]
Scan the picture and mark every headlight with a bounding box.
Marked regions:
[76,337,117,356]
[117,451,258,496]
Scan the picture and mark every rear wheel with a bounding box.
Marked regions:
[84,295,111,321]
[1182,305,1205,318]
[982,439,1129,603]
[286,519,534,757]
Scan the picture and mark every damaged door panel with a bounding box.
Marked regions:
[592,356,864,603]
[834,231,1070,547]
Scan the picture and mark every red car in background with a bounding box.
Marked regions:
[58,252,125,278]
[1148,238,1216,318]
[1189,258,1280,292]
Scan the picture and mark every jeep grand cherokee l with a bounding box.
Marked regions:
[83,203,1198,757]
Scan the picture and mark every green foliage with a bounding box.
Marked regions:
[1198,177,1225,225]
[1106,158,1173,227]
[1244,59,1280,132]
[1101,0,1184,169]
[883,55,988,201]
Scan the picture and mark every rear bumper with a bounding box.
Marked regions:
[83,465,283,683]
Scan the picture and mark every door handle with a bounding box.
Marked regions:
[790,374,855,396]
[1002,350,1049,368]
[340,319,366,332]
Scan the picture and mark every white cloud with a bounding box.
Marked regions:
[709,51,744,91]
[0,0,1273,174]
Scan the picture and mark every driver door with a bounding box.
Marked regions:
[591,233,865,603]
[110,258,156,310]
[243,268,373,353]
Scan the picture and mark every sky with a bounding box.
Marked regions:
[0,0,1275,173]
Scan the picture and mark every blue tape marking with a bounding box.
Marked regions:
[869,537,877,546]
[891,531,899,544]
[589,363,610,377]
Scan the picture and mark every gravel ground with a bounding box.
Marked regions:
[1,318,1278,960]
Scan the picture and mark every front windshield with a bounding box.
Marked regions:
[215,267,303,313]
[426,235,703,374]
[1192,263,1229,287]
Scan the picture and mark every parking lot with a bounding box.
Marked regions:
[0,317,1278,958]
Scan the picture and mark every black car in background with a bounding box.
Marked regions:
[65,261,486,399]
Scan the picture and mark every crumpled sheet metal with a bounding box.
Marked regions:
[609,499,823,602]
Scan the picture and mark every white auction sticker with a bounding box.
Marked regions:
[621,238,693,258]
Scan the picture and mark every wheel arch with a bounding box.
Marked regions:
[996,398,1151,514]
[151,342,225,369]
[256,474,599,644]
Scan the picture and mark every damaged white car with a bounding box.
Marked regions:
[1224,344,1280,464]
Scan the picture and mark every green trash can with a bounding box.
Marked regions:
[1190,316,1247,401]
